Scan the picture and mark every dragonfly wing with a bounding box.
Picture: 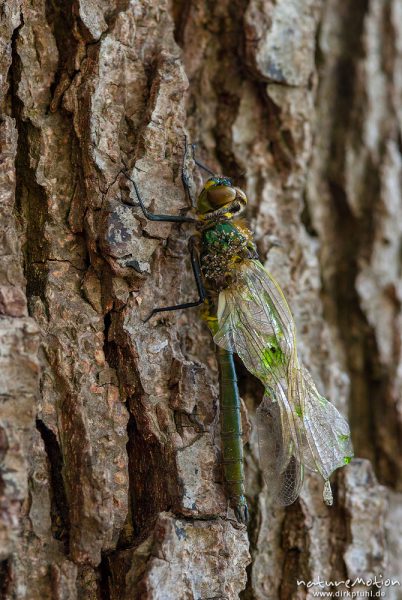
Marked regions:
[214,291,280,380]
[216,260,295,346]
[214,260,305,504]
[216,305,305,505]
[214,259,352,504]
[301,367,353,479]
[257,388,304,506]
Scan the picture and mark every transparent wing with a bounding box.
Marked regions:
[300,367,353,480]
[215,260,296,364]
[214,259,353,504]
[257,389,303,506]
[213,260,304,504]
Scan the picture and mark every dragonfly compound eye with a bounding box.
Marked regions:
[206,185,237,207]
[197,177,246,215]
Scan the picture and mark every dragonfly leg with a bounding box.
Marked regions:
[182,136,218,206]
[181,135,196,207]
[191,142,216,176]
[121,171,196,224]
[144,236,206,322]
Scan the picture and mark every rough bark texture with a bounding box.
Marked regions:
[0,1,401,599]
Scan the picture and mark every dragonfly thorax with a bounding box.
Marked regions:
[201,221,258,292]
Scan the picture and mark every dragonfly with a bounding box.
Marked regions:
[124,150,353,524]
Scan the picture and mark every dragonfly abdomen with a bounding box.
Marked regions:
[217,346,248,523]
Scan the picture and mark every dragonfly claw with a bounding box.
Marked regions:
[234,498,249,524]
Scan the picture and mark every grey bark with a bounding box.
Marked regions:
[0,0,401,598]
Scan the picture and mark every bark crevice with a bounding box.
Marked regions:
[35,418,71,549]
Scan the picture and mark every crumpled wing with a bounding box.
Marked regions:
[257,389,304,506]
[300,367,353,480]
[214,259,353,504]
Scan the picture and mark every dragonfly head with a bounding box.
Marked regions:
[196,177,248,220]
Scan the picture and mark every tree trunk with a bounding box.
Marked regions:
[1,1,401,598]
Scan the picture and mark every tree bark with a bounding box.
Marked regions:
[0,1,401,599]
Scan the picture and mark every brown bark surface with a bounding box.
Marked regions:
[0,1,401,598]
